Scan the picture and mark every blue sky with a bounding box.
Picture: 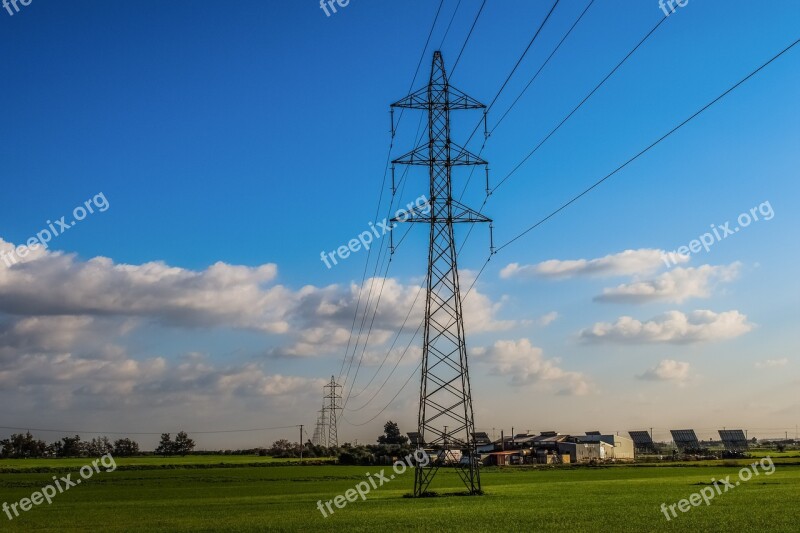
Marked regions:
[0,0,798,448]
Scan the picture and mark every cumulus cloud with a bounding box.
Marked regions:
[0,238,289,332]
[280,273,513,357]
[0,238,517,434]
[755,358,789,369]
[579,310,753,344]
[500,249,686,280]
[480,338,592,396]
[0,330,323,411]
[637,359,691,384]
[0,316,131,360]
[0,239,513,359]
[595,264,740,304]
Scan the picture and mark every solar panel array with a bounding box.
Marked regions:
[472,432,491,445]
[719,429,748,451]
[628,431,654,445]
[586,431,602,436]
[670,429,700,451]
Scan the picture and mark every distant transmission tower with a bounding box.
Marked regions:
[390,51,491,496]
[324,376,342,447]
[311,404,328,447]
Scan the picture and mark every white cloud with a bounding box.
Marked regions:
[0,336,323,410]
[460,269,517,333]
[579,310,753,344]
[538,312,559,326]
[0,239,289,332]
[755,358,789,369]
[0,239,513,359]
[638,359,691,384]
[480,338,592,396]
[500,249,686,280]
[595,264,740,304]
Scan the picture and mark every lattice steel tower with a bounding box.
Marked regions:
[311,404,328,447]
[390,51,491,496]
[324,376,342,448]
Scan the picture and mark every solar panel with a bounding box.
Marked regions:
[586,431,602,436]
[718,430,748,451]
[670,429,700,451]
[628,431,654,445]
[472,432,491,445]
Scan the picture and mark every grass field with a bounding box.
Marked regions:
[0,455,798,531]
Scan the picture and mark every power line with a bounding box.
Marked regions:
[338,128,425,401]
[451,0,488,76]
[496,36,800,252]
[336,0,446,384]
[339,119,429,400]
[340,0,487,404]
[343,255,492,425]
[345,6,667,420]
[461,0,563,148]
[459,0,592,201]
[345,36,800,427]
[347,275,426,401]
[0,425,301,436]
[491,0,596,134]
[346,301,425,410]
[438,0,464,50]
[486,0,560,113]
[342,360,422,427]
[493,12,670,193]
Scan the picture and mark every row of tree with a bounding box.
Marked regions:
[0,433,140,459]
[1,421,406,460]
[265,421,412,464]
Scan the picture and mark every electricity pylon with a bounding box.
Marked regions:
[324,376,342,448]
[311,404,327,447]
[390,51,491,496]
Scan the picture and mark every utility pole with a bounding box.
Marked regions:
[299,425,304,461]
[324,376,342,448]
[391,51,491,497]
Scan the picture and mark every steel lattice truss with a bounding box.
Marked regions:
[324,376,342,448]
[311,404,327,447]
[391,51,490,497]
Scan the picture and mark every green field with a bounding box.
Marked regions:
[1,456,798,531]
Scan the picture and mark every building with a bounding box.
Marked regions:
[560,434,635,463]
[478,431,635,464]
[558,441,613,463]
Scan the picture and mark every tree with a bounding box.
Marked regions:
[86,436,113,456]
[268,439,301,458]
[173,431,195,456]
[57,435,85,457]
[155,433,174,457]
[0,432,47,458]
[377,421,408,446]
[338,445,374,465]
[113,438,140,457]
